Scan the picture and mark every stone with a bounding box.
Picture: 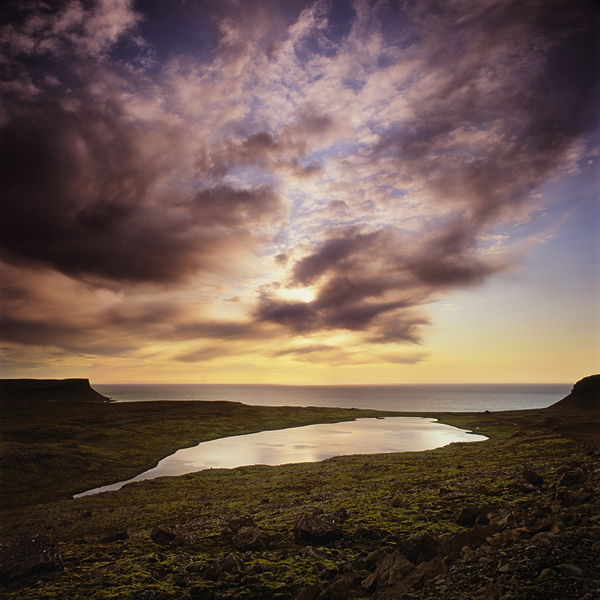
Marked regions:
[227,515,257,534]
[558,469,585,488]
[98,530,129,543]
[361,551,415,590]
[150,525,178,545]
[293,514,343,545]
[233,526,269,551]
[317,572,366,600]
[202,554,243,581]
[0,535,64,582]
[522,467,544,486]
[514,478,536,493]
[293,583,323,600]
[556,563,583,577]
[455,506,478,526]
[401,531,441,564]
[353,523,383,540]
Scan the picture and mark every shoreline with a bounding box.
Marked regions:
[0,376,598,598]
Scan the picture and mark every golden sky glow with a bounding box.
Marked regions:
[0,0,598,384]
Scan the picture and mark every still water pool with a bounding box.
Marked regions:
[75,417,486,497]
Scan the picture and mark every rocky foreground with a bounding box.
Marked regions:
[1,376,599,600]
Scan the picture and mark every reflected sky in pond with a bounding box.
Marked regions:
[75,417,486,497]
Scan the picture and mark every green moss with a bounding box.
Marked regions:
[1,398,592,599]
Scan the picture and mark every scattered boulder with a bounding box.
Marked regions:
[293,583,323,600]
[150,525,178,545]
[454,506,478,526]
[353,523,383,540]
[401,531,441,564]
[226,515,257,534]
[558,468,585,488]
[361,551,415,591]
[318,571,367,600]
[171,532,199,547]
[232,526,269,551]
[514,477,537,493]
[98,530,129,544]
[522,466,544,486]
[293,513,343,545]
[0,535,64,582]
[202,554,243,581]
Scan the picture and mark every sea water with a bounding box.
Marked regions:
[94,382,571,412]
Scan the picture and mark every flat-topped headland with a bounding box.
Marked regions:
[0,376,599,600]
[0,378,111,403]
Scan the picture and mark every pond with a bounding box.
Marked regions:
[75,417,487,497]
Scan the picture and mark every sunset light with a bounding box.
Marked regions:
[0,0,598,384]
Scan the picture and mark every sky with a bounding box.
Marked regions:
[0,0,598,385]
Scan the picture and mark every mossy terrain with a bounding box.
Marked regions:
[0,376,599,599]
[0,392,410,510]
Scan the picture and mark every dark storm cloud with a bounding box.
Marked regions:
[291,231,381,286]
[0,0,598,370]
[372,0,599,225]
[255,0,599,343]
[0,87,284,283]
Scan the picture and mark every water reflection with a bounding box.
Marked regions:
[75,417,486,497]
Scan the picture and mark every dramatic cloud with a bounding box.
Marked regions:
[0,0,598,376]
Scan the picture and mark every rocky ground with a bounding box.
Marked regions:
[1,439,598,600]
[1,376,599,599]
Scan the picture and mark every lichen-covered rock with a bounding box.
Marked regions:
[150,525,178,545]
[454,505,478,526]
[232,526,269,551]
[293,513,343,545]
[558,468,585,487]
[522,466,544,486]
[0,535,64,581]
[401,531,441,564]
[361,551,415,591]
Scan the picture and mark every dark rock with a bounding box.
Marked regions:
[151,525,178,545]
[303,546,328,559]
[384,556,447,597]
[293,583,323,600]
[172,532,199,547]
[98,530,129,543]
[514,477,537,493]
[187,585,213,600]
[330,507,349,521]
[227,516,257,534]
[202,554,243,581]
[556,563,584,577]
[293,514,343,545]
[401,531,441,564]
[522,466,544,486]
[353,523,383,540]
[233,526,269,551]
[558,469,585,488]
[317,572,367,600]
[454,506,478,526]
[361,551,415,591]
[0,535,64,582]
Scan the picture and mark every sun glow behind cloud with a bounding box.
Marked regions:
[0,0,598,384]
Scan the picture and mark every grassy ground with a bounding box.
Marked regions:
[0,397,410,509]
[1,386,598,599]
[0,412,585,600]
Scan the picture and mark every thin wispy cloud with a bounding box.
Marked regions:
[0,0,598,380]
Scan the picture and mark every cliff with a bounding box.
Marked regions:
[0,378,110,403]
[545,374,600,412]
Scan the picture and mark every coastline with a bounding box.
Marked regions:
[0,376,598,599]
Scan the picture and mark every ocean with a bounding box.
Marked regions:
[94,383,572,412]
